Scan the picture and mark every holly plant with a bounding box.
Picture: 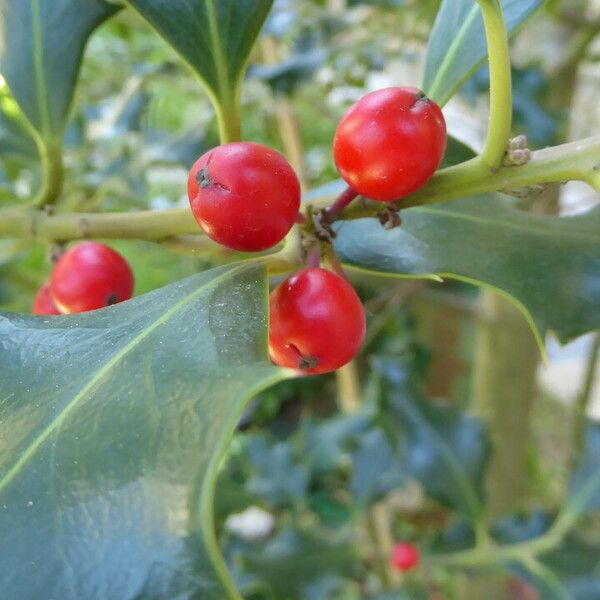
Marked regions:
[0,0,599,599]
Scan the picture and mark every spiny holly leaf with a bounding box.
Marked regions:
[566,421,600,518]
[334,199,600,345]
[423,0,544,105]
[0,0,120,142]
[240,528,358,600]
[0,263,288,600]
[350,428,405,507]
[123,0,273,115]
[373,358,489,521]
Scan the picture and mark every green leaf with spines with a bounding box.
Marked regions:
[0,0,120,143]
[423,0,544,106]
[373,357,490,520]
[0,262,288,600]
[333,200,600,346]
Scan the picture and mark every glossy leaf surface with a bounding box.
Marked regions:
[0,0,119,141]
[334,200,600,344]
[423,0,544,105]
[0,263,287,600]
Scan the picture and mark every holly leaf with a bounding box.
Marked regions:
[566,421,600,518]
[124,0,273,115]
[0,263,288,600]
[240,528,358,600]
[350,428,405,507]
[0,0,120,142]
[333,199,600,345]
[373,358,489,520]
[423,0,544,105]
[245,435,310,509]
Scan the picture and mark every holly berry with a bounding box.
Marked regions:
[333,86,447,201]
[32,282,61,316]
[268,267,366,375]
[390,543,420,572]
[187,142,301,252]
[50,242,134,313]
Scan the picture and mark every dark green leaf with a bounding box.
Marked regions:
[334,199,600,344]
[124,0,273,112]
[245,435,310,508]
[423,0,544,105]
[0,0,119,141]
[241,528,358,600]
[350,428,405,506]
[373,358,489,520]
[0,263,287,600]
[567,421,600,517]
[297,411,371,477]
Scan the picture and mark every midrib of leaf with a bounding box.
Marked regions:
[425,4,479,104]
[0,265,249,496]
[206,0,231,106]
[399,396,484,521]
[31,0,51,139]
[415,206,600,243]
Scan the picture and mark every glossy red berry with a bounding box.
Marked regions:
[333,86,447,201]
[32,282,62,315]
[269,267,366,375]
[187,142,301,252]
[50,242,134,313]
[390,543,420,572]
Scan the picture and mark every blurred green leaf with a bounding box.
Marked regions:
[245,436,310,508]
[423,0,544,105]
[0,263,287,600]
[242,528,358,600]
[350,428,405,506]
[0,0,119,142]
[334,200,600,345]
[567,421,600,517]
[373,358,489,520]
[124,0,273,115]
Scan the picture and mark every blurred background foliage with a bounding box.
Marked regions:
[1,0,599,598]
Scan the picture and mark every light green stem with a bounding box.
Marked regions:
[33,139,64,208]
[214,90,242,143]
[1,136,599,243]
[476,0,513,168]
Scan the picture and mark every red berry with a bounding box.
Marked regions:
[50,242,134,313]
[333,87,447,201]
[390,543,420,572]
[187,142,301,252]
[268,267,366,375]
[32,282,62,315]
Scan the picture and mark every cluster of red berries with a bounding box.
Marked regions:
[187,86,446,374]
[34,87,445,377]
[32,242,134,315]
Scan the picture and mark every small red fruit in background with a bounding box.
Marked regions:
[187,142,301,252]
[268,267,366,375]
[32,282,62,316]
[390,543,420,572]
[333,86,447,201]
[50,242,134,313]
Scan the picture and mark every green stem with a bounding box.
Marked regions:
[33,140,64,208]
[476,0,513,168]
[214,91,242,143]
[1,136,599,243]
[313,136,600,216]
